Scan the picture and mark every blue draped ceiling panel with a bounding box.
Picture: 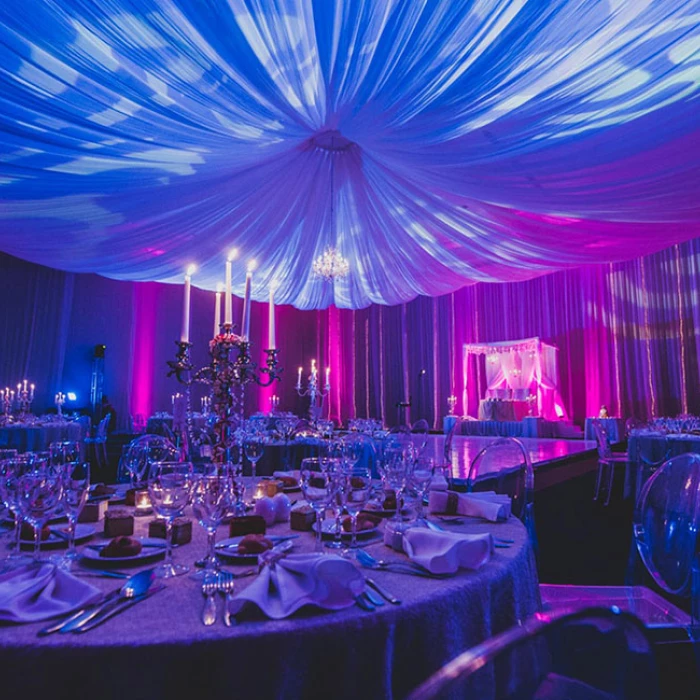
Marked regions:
[0,0,698,309]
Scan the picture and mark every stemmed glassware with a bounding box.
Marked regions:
[384,446,414,524]
[0,456,33,570]
[53,461,90,569]
[410,457,434,520]
[148,461,194,578]
[191,472,234,579]
[243,433,264,478]
[15,459,62,562]
[49,441,81,467]
[341,466,372,556]
[300,457,336,553]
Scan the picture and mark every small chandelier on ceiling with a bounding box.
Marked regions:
[312,131,350,283]
[313,246,349,282]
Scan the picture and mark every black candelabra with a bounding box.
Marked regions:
[167,322,281,464]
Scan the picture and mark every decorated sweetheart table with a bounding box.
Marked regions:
[0,487,539,700]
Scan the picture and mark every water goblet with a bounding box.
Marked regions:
[243,435,264,478]
[16,461,62,561]
[384,451,413,524]
[191,473,233,579]
[49,441,81,466]
[300,458,336,553]
[148,461,194,578]
[0,457,33,570]
[53,461,90,569]
[411,457,435,520]
[342,466,372,556]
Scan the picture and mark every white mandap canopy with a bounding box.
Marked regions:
[464,337,567,421]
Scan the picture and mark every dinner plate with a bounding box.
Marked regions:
[313,520,380,539]
[81,537,166,564]
[215,535,296,562]
[89,484,128,504]
[361,503,411,518]
[20,523,96,547]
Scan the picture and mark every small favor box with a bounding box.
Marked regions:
[149,517,192,545]
[79,499,109,523]
[103,508,134,537]
[229,515,266,537]
[290,506,316,531]
[125,488,138,506]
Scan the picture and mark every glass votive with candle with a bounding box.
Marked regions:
[134,490,153,515]
[253,482,266,502]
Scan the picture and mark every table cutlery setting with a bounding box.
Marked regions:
[37,568,161,635]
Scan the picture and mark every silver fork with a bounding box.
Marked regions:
[218,573,236,627]
[202,578,218,626]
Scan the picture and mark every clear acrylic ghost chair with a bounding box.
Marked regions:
[592,420,631,506]
[407,607,659,700]
[541,453,700,632]
[411,419,430,456]
[468,437,537,552]
[117,434,181,486]
[83,413,111,470]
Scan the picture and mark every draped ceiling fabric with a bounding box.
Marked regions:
[0,0,698,309]
[463,337,567,421]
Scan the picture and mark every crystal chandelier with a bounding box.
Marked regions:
[313,246,349,282]
[312,130,350,283]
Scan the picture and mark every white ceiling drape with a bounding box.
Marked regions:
[0,0,698,308]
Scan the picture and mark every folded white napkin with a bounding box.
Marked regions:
[0,563,101,623]
[228,553,364,619]
[428,490,511,522]
[272,470,300,480]
[429,474,449,491]
[383,527,493,575]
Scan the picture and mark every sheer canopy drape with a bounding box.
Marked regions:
[0,0,698,309]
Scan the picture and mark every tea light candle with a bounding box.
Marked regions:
[134,490,152,515]
[253,482,266,502]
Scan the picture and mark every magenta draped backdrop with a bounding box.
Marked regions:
[1,239,698,431]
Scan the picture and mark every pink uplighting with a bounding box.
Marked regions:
[130,282,159,421]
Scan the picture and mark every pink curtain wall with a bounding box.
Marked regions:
[1,239,699,430]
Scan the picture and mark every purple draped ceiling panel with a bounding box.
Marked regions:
[0,0,698,308]
[1,239,699,429]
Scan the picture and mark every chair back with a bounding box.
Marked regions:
[468,437,535,529]
[118,434,181,486]
[592,419,614,459]
[410,419,430,456]
[633,453,700,599]
[406,607,658,700]
[96,413,111,439]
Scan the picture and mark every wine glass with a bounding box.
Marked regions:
[15,460,62,561]
[53,461,90,569]
[384,448,414,524]
[148,461,194,578]
[243,434,264,478]
[410,457,435,520]
[300,457,336,553]
[323,457,345,550]
[342,466,372,555]
[49,441,81,466]
[191,473,233,579]
[0,457,33,570]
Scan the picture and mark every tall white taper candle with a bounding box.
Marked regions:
[268,285,276,349]
[180,265,195,343]
[214,283,223,337]
[225,249,238,326]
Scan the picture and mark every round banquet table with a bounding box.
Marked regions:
[0,419,87,452]
[0,491,539,700]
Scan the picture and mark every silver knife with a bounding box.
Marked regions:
[72,585,165,633]
[364,576,401,605]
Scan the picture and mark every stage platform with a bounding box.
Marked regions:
[424,434,597,487]
[442,416,583,439]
